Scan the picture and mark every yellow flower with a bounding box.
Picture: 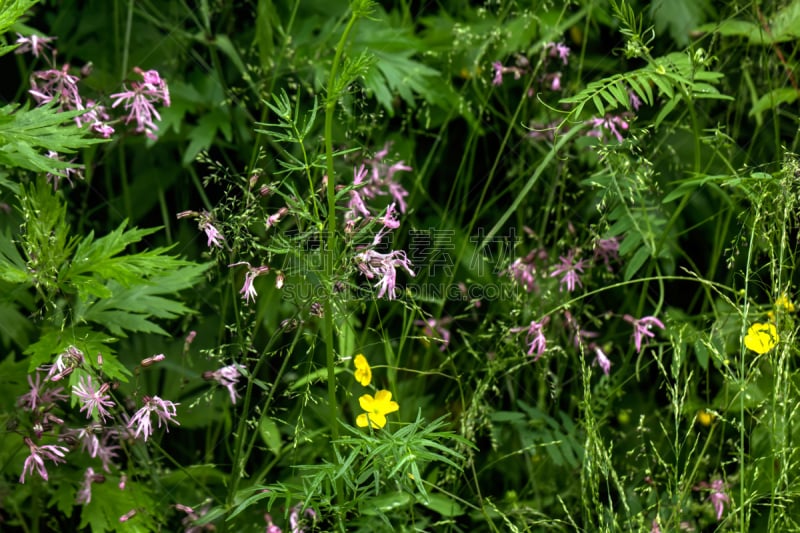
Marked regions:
[775,294,795,313]
[744,322,779,354]
[353,354,372,387]
[696,409,714,427]
[356,390,399,429]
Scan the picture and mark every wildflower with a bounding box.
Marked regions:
[140,353,165,367]
[119,509,137,523]
[353,354,372,386]
[491,61,504,85]
[289,503,317,533]
[17,372,67,411]
[346,164,372,222]
[355,248,415,300]
[628,89,642,111]
[545,41,570,65]
[19,437,69,483]
[73,375,114,421]
[15,33,56,58]
[563,310,598,348]
[127,395,180,442]
[694,479,730,521]
[265,513,282,533]
[77,100,114,138]
[44,345,85,381]
[696,409,714,427]
[414,317,452,351]
[593,237,620,272]
[623,314,665,353]
[199,211,224,248]
[76,467,104,505]
[775,294,795,312]
[591,343,612,375]
[550,251,585,292]
[744,322,778,354]
[379,202,401,230]
[266,207,289,229]
[176,503,215,533]
[45,151,84,190]
[357,390,399,429]
[586,114,630,143]
[364,143,412,213]
[30,63,82,111]
[203,364,244,404]
[110,66,170,139]
[230,263,271,304]
[521,317,549,360]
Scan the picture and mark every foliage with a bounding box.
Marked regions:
[1,0,800,532]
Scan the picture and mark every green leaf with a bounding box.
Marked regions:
[419,493,464,517]
[0,102,105,173]
[0,0,38,41]
[624,245,651,281]
[750,88,800,116]
[259,416,282,455]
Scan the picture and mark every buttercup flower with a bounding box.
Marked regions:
[353,354,372,386]
[744,322,778,354]
[357,390,399,429]
[775,294,795,313]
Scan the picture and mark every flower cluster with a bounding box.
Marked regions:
[19,32,170,145]
[110,67,171,140]
[491,41,570,94]
[352,354,399,429]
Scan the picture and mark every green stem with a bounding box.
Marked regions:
[322,3,361,510]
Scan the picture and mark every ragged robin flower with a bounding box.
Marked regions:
[356,390,399,429]
[353,354,372,387]
[744,322,778,354]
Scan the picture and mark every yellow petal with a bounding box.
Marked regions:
[354,354,372,386]
[359,393,375,411]
[744,323,778,354]
[356,413,369,427]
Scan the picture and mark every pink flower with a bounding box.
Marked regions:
[76,467,104,505]
[289,503,317,533]
[127,395,180,442]
[694,479,730,521]
[545,42,570,65]
[204,364,244,404]
[591,343,612,375]
[230,263,271,304]
[15,33,56,58]
[522,317,549,359]
[19,437,69,483]
[355,248,415,300]
[491,61,504,86]
[110,67,170,139]
[29,63,82,110]
[623,314,665,353]
[196,210,224,248]
[72,375,114,421]
[593,237,620,272]
[550,251,585,292]
[586,114,630,143]
[17,372,67,411]
[265,513,282,533]
[44,345,85,381]
[414,317,452,351]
